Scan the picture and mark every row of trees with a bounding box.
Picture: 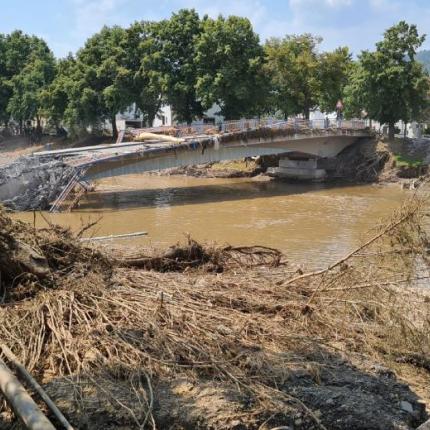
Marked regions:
[0,11,428,140]
[344,21,429,139]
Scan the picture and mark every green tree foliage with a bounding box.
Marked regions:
[318,47,352,114]
[264,35,353,119]
[4,13,429,142]
[0,31,55,129]
[344,21,429,138]
[153,9,203,124]
[124,22,163,126]
[8,53,56,129]
[74,25,133,139]
[41,56,79,129]
[0,34,11,125]
[264,34,321,119]
[195,16,267,119]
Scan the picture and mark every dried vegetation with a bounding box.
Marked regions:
[0,197,429,429]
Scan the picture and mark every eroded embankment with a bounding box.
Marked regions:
[0,156,75,211]
[155,137,430,187]
[0,199,429,429]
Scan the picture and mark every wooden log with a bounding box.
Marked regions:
[80,231,148,242]
[0,358,55,430]
[1,344,74,430]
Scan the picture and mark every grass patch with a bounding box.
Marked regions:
[394,154,424,168]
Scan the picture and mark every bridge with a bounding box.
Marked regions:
[33,118,370,212]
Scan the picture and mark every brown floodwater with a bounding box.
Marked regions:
[14,174,410,269]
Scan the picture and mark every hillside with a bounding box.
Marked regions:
[417,50,430,72]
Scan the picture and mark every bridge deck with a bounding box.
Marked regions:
[34,118,370,171]
[34,118,370,212]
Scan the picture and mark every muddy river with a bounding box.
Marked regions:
[14,175,410,269]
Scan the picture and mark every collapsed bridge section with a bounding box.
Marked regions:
[1,118,370,212]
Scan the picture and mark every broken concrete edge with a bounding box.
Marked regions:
[417,419,430,429]
[0,155,77,211]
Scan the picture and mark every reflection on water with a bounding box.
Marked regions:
[13,175,409,269]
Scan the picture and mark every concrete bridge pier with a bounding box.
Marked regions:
[270,156,328,181]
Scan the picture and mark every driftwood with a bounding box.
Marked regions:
[0,230,51,281]
[0,358,55,430]
[1,344,74,430]
[80,231,148,242]
[0,198,428,429]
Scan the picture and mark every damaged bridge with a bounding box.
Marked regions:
[1,118,370,212]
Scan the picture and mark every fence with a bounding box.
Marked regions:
[128,117,367,139]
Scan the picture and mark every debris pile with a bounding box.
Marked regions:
[118,238,282,272]
[0,200,429,429]
[0,156,75,211]
[333,138,391,182]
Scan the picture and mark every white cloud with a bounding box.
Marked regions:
[56,0,430,58]
[169,0,282,42]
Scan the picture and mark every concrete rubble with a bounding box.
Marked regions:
[0,155,75,211]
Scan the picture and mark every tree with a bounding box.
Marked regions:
[195,15,267,119]
[264,34,321,119]
[0,34,12,125]
[41,55,78,130]
[75,26,132,139]
[8,53,56,130]
[124,21,164,127]
[318,47,352,114]
[153,9,203,124]
[344,21,429,139]
[0,31,55,130]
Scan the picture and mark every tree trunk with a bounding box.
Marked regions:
[111,116,118,141]
[36,116,42,134]
[304,107,310,120]
[388,122,395,140]
[19,120,23,135]
[403,122,407,140]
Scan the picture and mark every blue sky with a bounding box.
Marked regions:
[1,0,429,57]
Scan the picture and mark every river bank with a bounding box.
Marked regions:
[153,137,430,190]
[1,197,429,429]
[0,134,428,212]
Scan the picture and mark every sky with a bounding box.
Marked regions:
[1,0,430,58]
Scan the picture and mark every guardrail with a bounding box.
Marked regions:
[128,117,367,138]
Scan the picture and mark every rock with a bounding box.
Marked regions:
[417,419,430,429]
[400,400,414,413]
[371,364,396,379]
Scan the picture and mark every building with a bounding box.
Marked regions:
[115,104,173,130]
[115,103,224,131]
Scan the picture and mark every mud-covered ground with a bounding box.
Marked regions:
[150,159,264,178]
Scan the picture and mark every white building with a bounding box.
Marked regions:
[115,104,173,130]
[115,103,224,131]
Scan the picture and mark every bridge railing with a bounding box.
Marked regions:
[128,117,367,139]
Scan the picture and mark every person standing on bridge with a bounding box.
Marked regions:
[336,99,344,127]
